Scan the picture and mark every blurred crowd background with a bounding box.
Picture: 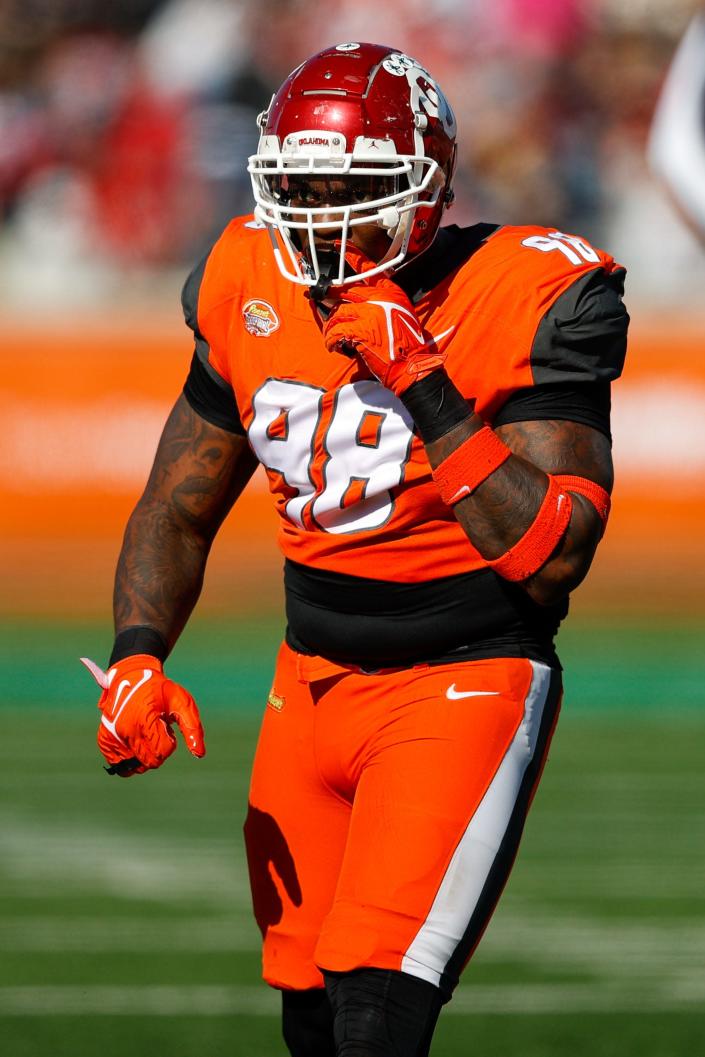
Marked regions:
[2,0,705,624]
[1,0,704,314]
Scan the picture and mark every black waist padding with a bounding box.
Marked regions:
[284,558,565,669]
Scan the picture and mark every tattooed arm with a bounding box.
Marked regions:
[114,394,258,651]
[425,415,612,607]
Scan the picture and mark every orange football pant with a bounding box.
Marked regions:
[244,642,562,997]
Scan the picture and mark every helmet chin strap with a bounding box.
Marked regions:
[310,215,407,299]
[309,252,344,304]
[302,198,422,296]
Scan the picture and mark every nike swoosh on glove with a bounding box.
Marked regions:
[81,654,205,777]
[322,247,446,397]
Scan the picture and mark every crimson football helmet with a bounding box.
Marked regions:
[248,42,457,286]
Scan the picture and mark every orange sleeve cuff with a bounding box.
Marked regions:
[552,474,611,533]
[489,476,573,582]
[431,426,513,505]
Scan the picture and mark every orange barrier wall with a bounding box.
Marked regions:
[2,313,704,616]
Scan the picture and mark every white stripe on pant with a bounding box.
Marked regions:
[401,660,554,988]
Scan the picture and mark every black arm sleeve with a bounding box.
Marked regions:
[493,379,612,439]
[183,352,245,434]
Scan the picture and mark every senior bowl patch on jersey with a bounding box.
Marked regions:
[243,299,280,337]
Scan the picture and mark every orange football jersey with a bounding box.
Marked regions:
[184,219,625,582]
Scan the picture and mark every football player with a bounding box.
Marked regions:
[85,43,628,1057]
[648,10,705,241]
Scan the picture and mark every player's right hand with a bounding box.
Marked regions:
[322,246,446,396]
[81,654,206,778]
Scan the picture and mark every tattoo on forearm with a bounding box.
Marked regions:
[113,396,257,647]
[113,500,205,644]
[426,415,547,559]
[425,415,613,603]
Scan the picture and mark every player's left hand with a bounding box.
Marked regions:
[81,654,206,777]
[322,247,446,396]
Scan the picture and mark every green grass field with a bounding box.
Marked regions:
[1,616,704,1056]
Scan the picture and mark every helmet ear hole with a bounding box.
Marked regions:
[442,145,457,208]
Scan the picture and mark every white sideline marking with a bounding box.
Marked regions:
[2,912,702,986]
[511,861,705,899]
[481,912,705,972]
[0,916,260,952]
[0,986,278,1016]
[1,980,705,1017]
[0,811,251,905]
[449,977,705,1014]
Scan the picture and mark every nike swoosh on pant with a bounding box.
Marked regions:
[446,685,501,700]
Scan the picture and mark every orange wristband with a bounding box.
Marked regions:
[552,474,611,533]
[489,476,573,582]
[432,426,512,505]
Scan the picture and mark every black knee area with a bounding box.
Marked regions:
[281,988,336,1057]
[323,968,443,1057]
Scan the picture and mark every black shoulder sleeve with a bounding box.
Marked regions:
[181,251,213,372]
[183,352,245,434]
[493,380,612,439]
[530,266,628,385]
[181,252,244,434]
[493,266,628,439]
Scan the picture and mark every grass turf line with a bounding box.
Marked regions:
[2,614,705,712]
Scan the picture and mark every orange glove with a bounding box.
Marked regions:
[81,654,205,778]
[322,248,446,396]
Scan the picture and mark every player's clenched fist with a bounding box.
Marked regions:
[81,654,205,777]
[322,248,446,396]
